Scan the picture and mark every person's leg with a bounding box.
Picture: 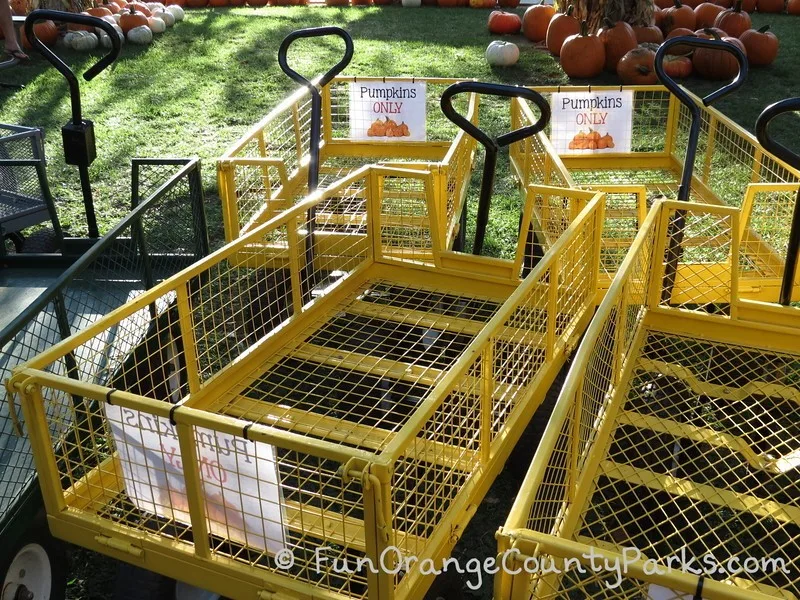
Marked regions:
[1,1,28,58]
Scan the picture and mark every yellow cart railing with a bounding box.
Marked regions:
[511,85,800,302]
[9,165,605,600]
[217,77,482,250]
[495,198,800,600]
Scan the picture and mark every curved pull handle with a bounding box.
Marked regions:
[655,36,747,108]
[755,98,800,171]
[756,98,800,305]
[278,26,354,92]
[440,81,551,152]
[25,10,121,124]
[440,81,551,255]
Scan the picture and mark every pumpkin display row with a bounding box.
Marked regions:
[366,117,411,137]
[568,129,615,149]
[537,0,779,80]
[656,0,800,15]
[13,1,185,50]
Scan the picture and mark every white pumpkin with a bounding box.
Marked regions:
[401,0,421,5]
[57,32,74,48]
[147,16,166,33]
[127,24,153,44]
[485,40,519,67]
[112,23,125,41]
[71,31,99,51]
[165,4,184,20]
[100,15,116,25]
[152,8,174,26]
[147,1,166,10]
[112,13,121,23]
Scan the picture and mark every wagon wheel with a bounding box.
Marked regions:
[0,522,67,600]
[440,82,551,256]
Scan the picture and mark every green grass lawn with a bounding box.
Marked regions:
[1,7,798,240]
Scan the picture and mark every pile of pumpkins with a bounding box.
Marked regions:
[528,0,779,81]
[19,0,185,51]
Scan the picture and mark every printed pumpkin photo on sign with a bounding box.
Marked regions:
[550,90,634,154]
[349,81,427,141]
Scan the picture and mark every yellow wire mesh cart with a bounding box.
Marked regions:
[494,98,800,600]
[511,76,800,302]
[9,162,606,600]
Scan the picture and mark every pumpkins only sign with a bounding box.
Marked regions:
[349,81,427,142]
[106,403,287,555]
[550,90,634,154]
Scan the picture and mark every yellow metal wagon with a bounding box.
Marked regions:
[9,161,606,600]
[511,74,800,302]
[495,98,800,600]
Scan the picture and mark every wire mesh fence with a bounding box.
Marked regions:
[0,158,207,530]
[496,199,800,600]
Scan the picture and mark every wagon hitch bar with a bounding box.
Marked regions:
[756,98,800,305]
[440,82,550,256]
[25,10,122,239]
[654,37,747,304]
[278,27,354,301]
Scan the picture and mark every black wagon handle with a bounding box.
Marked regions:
[25,10,121,125]
[278,26,354,93]
[440,82,551,255]
[654,37,747,304]
[756,98,800,305]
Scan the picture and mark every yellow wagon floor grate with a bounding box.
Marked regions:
[206,279,505,452]
[575,330,800,596]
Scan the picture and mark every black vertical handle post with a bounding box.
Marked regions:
[25,10,121,239]
[654,37,747,304]
[755,98,800,305]
[277,27,353,301]
[440,82,550,255]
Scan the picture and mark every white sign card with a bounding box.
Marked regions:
[647,584,693,600]
[106,404,286,555]
[551,90,634,154]
[349,81,427,142]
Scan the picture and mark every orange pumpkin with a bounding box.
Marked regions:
[694,25,726,36]
[666,27,697,53]
[522,0,556,42]
[756,0,783,11]
[740,25,778,65]
[693,30,746,78]
[598,20,637,72]
[68,12,96,31]
[664,54,693,77]
[712,0,733,5]
[208,0,227,6]
[9,0,29,14]
[87,6,113,16]
[119,6,148,32]
[165,0,185,5]
[788,0,800,13]
[560,21,605,78]
[498,0,520,6]
[741,0,757,9]
[489,11,522,34]
[617,47,658,84]
[19,20,58,48]
[128,1,152,14]
[546,5,580,55]
[694,2,724,26]
[633,24,664,43]
[656,0,673,7]
[662,0,696,32]
[714,0,751,36]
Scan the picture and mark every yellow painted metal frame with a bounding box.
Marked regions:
[510,84,800,304]
[496,198,800,600]
[9,165,606,600]
[217,77,479,251]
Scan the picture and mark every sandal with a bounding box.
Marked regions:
[4,48,29,61]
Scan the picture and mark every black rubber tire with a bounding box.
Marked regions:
[21,228,60,254]
[113,563,175,600]
[0,526,67,600]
